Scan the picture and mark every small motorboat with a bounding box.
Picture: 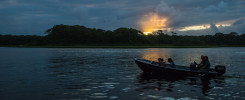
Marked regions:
[135,58,226,78]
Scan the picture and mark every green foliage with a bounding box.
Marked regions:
[44,25,146,45]
[1,24,245,46]
[0,34,43,46]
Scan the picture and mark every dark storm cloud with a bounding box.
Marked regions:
[0,0,245,35]
[231,19,245,34]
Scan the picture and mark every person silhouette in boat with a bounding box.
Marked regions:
[158,58,165,66]
[197,55,205,68]
[197,56,211,71]
[168,58,175,67]
[190,56,204,70]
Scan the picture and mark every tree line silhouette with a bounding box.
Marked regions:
[1,24,245,46]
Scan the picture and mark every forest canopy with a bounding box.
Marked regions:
[1,24,245,47]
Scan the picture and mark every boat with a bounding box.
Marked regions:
[134,58,226,78]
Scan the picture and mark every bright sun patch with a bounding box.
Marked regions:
[139,13,168,35]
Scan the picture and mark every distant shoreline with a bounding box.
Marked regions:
[1,45,245,48]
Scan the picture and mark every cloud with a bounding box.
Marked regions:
[232,19,245,33]
[155,1,182,28]
[210,23,219,34]
[233,19,245,26]
[0,0,245,35]
[204,1,227,12]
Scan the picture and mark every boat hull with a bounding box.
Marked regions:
[135,58,217,78]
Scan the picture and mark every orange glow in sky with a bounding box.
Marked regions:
[139,13,167,35]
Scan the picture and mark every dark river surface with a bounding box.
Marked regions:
[0,47,245,100]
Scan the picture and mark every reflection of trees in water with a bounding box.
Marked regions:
[136,72,225,96]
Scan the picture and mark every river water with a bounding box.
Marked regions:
[0,47,245,100]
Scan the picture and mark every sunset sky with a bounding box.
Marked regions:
[0,0,245,35]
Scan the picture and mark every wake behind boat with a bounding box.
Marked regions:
[134,58,226,78]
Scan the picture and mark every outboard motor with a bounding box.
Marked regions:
[215,65,226,76]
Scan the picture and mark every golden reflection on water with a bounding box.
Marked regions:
[141,49,170,61]
[141,48,205,65]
